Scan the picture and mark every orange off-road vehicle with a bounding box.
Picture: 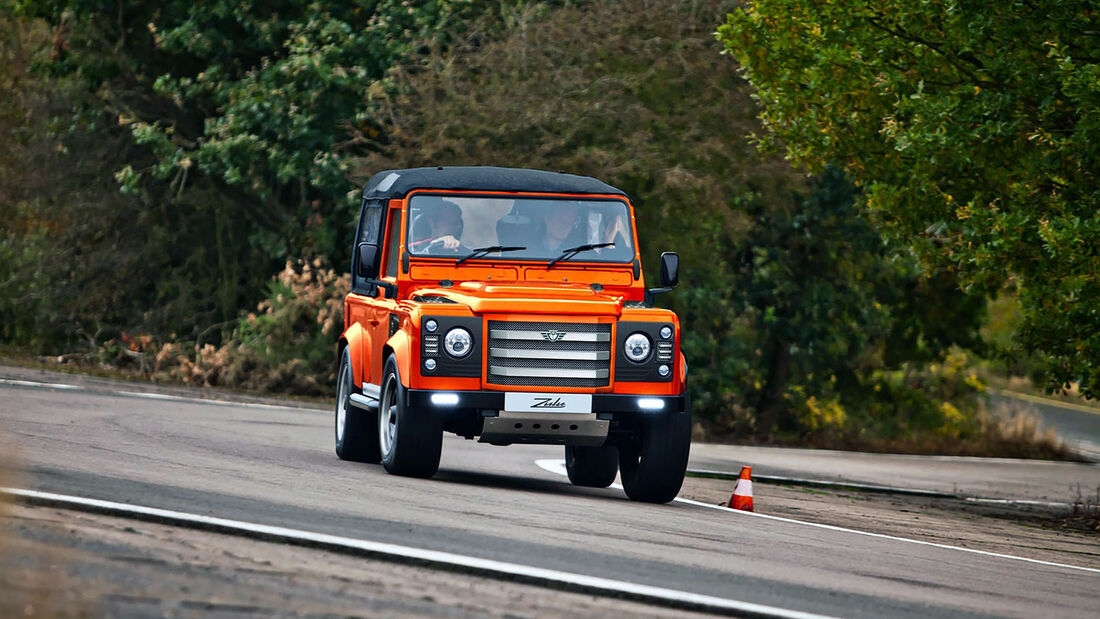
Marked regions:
[334,167,690,503]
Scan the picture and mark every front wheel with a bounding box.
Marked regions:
[618,411,692,503]
[565,445,619,488]
[378,356,443,478]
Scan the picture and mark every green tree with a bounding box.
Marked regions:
[1,1,507,350]
[718,0,1100,396]
[16,0,504,261]
[353,0,987,436]
[719,167,986,435]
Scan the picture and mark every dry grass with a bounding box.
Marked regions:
[696,400,1081,460]
[1067,485,1100,533]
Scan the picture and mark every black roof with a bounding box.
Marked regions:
[361,166,628,200]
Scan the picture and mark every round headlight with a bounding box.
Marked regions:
[425,319,438,333]
[424,359,437,371]
[444,328,472,358]
[624,332,652,363]
[658,364,671,377]
[659,326,673,340]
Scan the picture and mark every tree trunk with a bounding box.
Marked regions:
[756,338,792,437]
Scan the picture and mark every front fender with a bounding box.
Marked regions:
[386,329,413,388]
[341,323,371,389]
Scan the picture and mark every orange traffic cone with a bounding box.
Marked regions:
[729,465,754,511]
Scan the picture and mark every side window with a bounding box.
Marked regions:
[351,200,385,291]
[359,204,383,245]
[383,209,402,278]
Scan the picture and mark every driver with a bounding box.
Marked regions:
[410,200,464,253]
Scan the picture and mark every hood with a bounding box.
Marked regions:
[411,282,624,316]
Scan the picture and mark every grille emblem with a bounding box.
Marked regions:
[541,330,566,342]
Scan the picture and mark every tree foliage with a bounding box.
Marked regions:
[355,0,987,437]
[1,1,505,348]
[15,0,505,260]
[718,0,1100,396]
[1,0,994,444]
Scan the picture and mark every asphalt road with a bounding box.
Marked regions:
[989,393,1100,460]
[690,443,1100,502]
[1,378,1098,618]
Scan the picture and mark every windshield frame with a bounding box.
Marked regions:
[404,191,637,265]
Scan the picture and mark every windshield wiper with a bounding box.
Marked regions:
[455,245,527,266]
[547,242,615,269]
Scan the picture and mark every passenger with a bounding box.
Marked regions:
[600,211,629,247]
[410,200,464,253]
[536,203,582,255]
[596,210,633,260]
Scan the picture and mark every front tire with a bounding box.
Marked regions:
[334,347,381,463]
[565,445,619,488]
[378,356,443,478]
[618,411,692,503]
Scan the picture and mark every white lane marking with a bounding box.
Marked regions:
[533,459,1100,575]
[0,378,81,390]
[0,377,323,412]
[963,497,1074,508]
[538,458,568,476]
[1,487,833,619]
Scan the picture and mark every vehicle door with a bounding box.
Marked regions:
[348,199,388,388]
[364,201,404,386]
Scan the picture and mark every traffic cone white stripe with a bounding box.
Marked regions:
[729,465,754,512]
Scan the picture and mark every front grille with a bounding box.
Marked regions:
[487,320,612,388]
[656,340,674,362]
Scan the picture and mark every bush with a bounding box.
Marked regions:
[146,257,347,395]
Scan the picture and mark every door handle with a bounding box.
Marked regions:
[369,319,380,327]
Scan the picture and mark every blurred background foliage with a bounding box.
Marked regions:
[719,0,1100,398]
[0,0,1084,454]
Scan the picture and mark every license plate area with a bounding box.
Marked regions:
[503,392,592,414]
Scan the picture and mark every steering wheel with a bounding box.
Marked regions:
[426,237,466,254]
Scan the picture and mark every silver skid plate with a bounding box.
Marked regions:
[479,412,608,447]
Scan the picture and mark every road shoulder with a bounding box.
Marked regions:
[679,476,1100,570]
[0,502,707,618]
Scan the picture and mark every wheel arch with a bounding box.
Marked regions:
[384,328,413,388]
[341,322,370,389]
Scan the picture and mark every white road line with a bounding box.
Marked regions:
[1,487,833,619]
[963,497,1074,508]
[533,459,1100,576]
[0,377,323,412]
[0,378,81,390]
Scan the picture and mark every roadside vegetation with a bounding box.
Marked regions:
[0,0,1094,457]
[1069,486,1100,533]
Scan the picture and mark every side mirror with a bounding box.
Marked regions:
[659,252,679,288]
[356,242,379,279]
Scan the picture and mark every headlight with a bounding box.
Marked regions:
[624,332,652,363]
[444,327,472,358]
[659,325,673,340]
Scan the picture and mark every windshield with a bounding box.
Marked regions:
[406,195,635,263]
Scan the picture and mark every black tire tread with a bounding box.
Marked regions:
[565,445,619,488]
[380,356,443,478]
[618,411,691,503]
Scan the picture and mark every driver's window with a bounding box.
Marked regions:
[383,209,401,277]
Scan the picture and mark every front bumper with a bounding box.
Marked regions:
[405,389,688,416]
